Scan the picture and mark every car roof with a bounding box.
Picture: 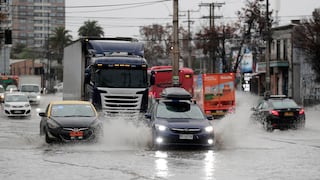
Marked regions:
[49,100,93,105]
[20,84,40,86]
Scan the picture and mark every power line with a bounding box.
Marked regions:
[66,0,171,8]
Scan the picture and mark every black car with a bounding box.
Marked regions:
[39,100,103,143]
[145,87,215,149]
[250,95,306,131]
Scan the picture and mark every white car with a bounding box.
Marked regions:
[3,93,31,117]
[53,82,63,93]
[20,84,41,105]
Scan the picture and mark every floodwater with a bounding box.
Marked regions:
[0,92,319,180]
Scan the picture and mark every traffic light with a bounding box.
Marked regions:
[4,29,12,44]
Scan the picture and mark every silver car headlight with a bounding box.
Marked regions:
[47,120,60,129]
[205,126,214,133]
[25,104,30,107]
[155,124,167,131]
[4,103,10,108]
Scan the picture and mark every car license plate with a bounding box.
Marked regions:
[214,110,225,115]
[284,112,294,116]
[14,110,22,113]
[70,131,83,137]
[179,134,193,140]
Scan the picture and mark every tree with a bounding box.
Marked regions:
[232,0,272,73]
[49,27,73,81]
[139,23,172,66]
[49,27,73,64]
[195,24,237,73]
[293,9,320,82]
[78,20,104,37]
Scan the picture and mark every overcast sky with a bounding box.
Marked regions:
[65,0,320,40]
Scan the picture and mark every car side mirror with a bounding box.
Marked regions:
[38,112,47,117]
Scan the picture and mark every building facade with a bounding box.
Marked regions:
[1,0,65,88]
[11,0,65,48]
[253,20,320,106]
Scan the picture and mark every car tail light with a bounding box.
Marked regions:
[299,108,305,115]
[270,110,279,116]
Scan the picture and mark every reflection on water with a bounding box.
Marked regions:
[204,150,216,180]
[155,151,168,178]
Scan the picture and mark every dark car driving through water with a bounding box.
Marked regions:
[250,95,306,131]
[145,87,215,150]
[39,100,103,143]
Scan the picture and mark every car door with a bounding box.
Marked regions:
[251,100,263,122]
[258,101,270,122]
[252,100,269,123]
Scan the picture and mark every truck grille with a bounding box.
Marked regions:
[101,93,142,114]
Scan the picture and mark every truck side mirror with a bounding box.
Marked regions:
[84,66,91,84]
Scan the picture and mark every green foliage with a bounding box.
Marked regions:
[78,20,104,37]
[49,27,73,64]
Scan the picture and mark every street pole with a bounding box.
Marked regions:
[172,0,179,86]
[265,0,271,96]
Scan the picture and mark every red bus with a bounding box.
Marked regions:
[148,66,194,99]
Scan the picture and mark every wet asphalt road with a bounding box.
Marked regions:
[0,92,320,180]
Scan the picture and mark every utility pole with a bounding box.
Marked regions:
[172,0,179,86]
[182,10,195,69]
[200,2,225,73]
[265,0,271,95]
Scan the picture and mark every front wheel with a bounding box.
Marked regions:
[45,131,53,144]
[263,120,273,132]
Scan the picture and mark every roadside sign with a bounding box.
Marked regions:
[172,76,179,86]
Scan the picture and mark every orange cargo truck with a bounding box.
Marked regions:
[194,73,236,118]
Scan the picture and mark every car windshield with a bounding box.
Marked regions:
[270,99,299,109]
[20,85,40,92]
[6,95,29,102]
[156,101,205,120]
[51,104,96,117]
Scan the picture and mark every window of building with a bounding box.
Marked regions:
[283,39,288,60]
[276,40,281,60]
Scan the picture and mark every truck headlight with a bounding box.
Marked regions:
[155,124,167,131]
[205,126,214,133]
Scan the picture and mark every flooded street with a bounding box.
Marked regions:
[0,92,320,180]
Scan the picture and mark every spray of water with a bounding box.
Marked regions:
[213,91,261,150]
[98,114,152,150]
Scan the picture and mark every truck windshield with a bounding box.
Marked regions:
[96,69,147,88]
